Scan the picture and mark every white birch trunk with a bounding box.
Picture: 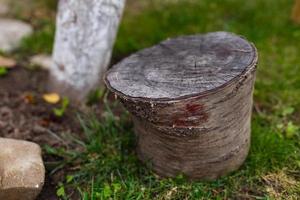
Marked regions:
[50,0,126,101]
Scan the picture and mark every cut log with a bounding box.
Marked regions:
[50,0,126,102]
[292,0,300,24]
[105,32,258,180]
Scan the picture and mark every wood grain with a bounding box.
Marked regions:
[106,32,256,100]
[105,32,258,180]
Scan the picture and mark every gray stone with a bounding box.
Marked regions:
[30,54,53,70]
[0,138,45,200]
[0,19,33,52]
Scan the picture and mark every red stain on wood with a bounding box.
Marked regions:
[173,103,208,127]
[186,103,203,113]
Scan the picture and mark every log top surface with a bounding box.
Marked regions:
[105,32,257,101]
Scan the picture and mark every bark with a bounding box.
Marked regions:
[50,0,125,101]
[105,32,258,180]
[292,0,300,24]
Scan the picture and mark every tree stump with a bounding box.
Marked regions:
[105,32,258,180]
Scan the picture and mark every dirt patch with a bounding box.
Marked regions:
[0,67,83,199]
[0,67,81,145]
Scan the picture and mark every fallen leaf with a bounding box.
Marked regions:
[0,56,16,68]
[23,93,35,104]
[38,119,50,127]
[43,93,61,104]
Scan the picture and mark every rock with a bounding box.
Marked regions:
[0,138,45,200]
[0,19,33,52]
[30,54,53,70]
[0,56,16,68]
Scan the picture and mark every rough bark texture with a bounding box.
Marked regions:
[292,0,300,24]
[105,32,258,180]
[50,0,125,101]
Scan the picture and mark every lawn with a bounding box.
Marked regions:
[5,0,300,199]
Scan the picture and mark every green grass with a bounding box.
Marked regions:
[8,0,56,57]
[46,103,299,199]
[15,0,300,199]
[19,20,55,55]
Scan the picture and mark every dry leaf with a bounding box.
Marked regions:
[43,93,61,104]
[23,93,35,104]
[0,56,16,68]
[38,119,50,127]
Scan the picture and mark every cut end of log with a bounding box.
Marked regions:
[105,31,257,101]
[105,31,258,180]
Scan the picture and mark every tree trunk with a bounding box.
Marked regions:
[105,32,258,180]
[292,0,300,24]
[50,0,126,102]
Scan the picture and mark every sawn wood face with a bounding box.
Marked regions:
[105,32,258,180]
